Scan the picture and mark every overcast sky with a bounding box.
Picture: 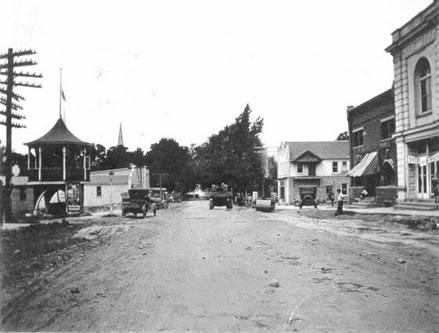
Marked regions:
[0,0,433,154]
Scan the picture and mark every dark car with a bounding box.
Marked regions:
[121,189,156,218]
[150,187,169,209]
[209,185,233,209]
[167,191,182,203]
[299,187,318,209]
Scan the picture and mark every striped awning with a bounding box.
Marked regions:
[348,152,378,177]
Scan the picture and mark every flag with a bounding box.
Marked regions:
[61,89,67,102]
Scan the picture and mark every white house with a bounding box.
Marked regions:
[84,166,150,211]
[277,141,350,204]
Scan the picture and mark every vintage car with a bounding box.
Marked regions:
[167,191,182,203]
[209,185,233,209]
[121,188,156,218]
[150,187,169,209]
[298,187,318,209]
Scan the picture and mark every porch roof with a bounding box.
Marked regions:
[347,152,378,177]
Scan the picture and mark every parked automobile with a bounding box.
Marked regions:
[150,187,169,209]
[167,191,182,203]
[299,187,318,209]
[121,189,156,218]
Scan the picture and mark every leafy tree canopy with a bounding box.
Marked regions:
[194,104,265,192]
[336,131,349,141]
[145,138,196,192]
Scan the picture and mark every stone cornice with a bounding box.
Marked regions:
[385,1,438,56]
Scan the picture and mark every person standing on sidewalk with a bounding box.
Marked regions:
[334,189,344,216]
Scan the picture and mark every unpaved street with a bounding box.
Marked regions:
[2,201,439,332]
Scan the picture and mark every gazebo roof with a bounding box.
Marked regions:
[25,117,91,147]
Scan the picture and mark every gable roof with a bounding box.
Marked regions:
[25,117,91,146]
[284,141,349,161]
[291,149,322,163]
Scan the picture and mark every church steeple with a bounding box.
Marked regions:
[118,123,124,146]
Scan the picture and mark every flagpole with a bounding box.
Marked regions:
[59,68,62,119]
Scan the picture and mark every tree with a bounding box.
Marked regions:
[145,138,196,192]
[104,145,130,170]
[336,131,349,141]
[194,104,265,193]
[89,143,107,171]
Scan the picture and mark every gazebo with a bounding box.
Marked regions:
[24,117,92,216]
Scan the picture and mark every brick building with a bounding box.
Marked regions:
[385,0,439,204]
[277,141,349,205]
[347,88,398,205]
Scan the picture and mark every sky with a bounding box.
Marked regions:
[0,0,433,154]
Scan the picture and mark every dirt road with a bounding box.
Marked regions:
[2,201,439,332]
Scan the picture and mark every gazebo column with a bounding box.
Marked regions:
[38,147,42,181]
[27,147,30,170]
[83,147,87,180]
[34,148,37,169]
[63,146,66,181]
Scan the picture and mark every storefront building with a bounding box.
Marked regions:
[346,88,399,205]
[386,0,439,202]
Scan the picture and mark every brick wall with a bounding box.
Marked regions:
[376,186,398,206]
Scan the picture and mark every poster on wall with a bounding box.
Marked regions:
[66,183,82,214]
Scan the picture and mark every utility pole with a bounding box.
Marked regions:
[0,48,42,222]
[151,173,169,200]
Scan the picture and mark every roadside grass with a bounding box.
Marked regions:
[0,221,90,295]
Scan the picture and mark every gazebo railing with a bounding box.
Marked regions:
[28,167,90,182]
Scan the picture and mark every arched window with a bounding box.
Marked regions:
[415,57,432,114]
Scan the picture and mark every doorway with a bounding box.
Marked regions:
[418,165,428,199]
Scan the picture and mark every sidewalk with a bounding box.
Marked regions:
[276,204,439,218]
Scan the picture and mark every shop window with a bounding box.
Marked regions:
[332,161,338,173]
[415,57,432,114]
[96,186,102,197]
[297,163,303,173]
[381,117,395,140]
[353,129,363,147]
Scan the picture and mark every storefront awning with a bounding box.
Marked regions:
[348,152,378,177]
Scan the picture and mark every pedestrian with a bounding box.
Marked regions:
[334,189,344,216]
[328,191,334,207]
[432,174,439,203]
[361,186,368,200]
